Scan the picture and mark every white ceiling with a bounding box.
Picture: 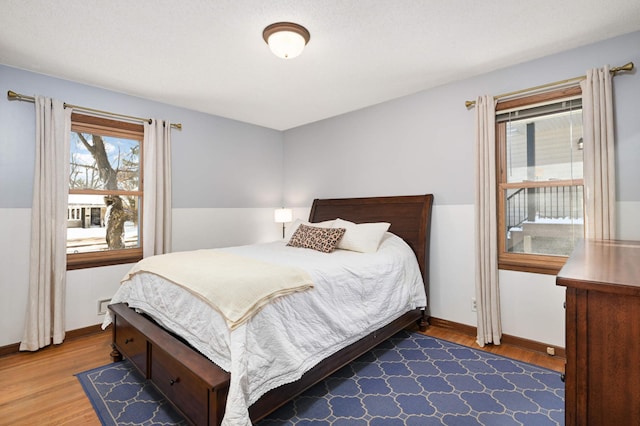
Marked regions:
[1,0,639,130]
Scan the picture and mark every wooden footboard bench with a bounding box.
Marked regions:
[109,302,426,425]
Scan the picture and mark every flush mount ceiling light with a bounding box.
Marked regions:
[263,22,310,59]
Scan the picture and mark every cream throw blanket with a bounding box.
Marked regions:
[122,250,313,330]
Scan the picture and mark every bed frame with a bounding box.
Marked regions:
[108,194,433,425]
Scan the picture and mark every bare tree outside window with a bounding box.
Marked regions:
[67,114,143,269]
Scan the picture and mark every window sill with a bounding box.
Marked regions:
[67,248,142,270]
[498,254,567,276]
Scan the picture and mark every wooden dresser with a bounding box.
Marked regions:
[557,239,640,425]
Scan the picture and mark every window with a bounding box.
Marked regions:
[496,88,584,275]
[67,114,144,269]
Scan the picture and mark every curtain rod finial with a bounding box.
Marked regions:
[7,90,19,100]
[612,62,634,74]
[465,100,476,108]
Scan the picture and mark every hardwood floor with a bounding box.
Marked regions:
[422,326,565,373]
[0,331,111,426]
[0,325,564,425]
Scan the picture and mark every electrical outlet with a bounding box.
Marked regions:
[471,298,477,312]
[546,346,555,356]
[97,298,111,315]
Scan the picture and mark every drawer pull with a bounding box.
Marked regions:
[124,337,133,344]
[169,377,180,386]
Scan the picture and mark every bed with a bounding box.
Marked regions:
[105,194,433,425]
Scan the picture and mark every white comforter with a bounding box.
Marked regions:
[102,232,426,425]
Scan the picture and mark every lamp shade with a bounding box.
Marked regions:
[263,22,310,59]
[274,208,293,223]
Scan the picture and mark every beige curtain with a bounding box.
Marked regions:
[581,66,616,239]
[21,97,72,351]
[143,119,172,257]
[474,95,501,347]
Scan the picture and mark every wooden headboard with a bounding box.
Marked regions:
[308,194,434,288]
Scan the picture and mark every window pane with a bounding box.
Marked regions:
[67,194,140,254]
[505,108,583,183]
[504,185,583,256]
[70,133,140,191]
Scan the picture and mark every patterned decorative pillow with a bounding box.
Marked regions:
[287,224,346,253]
[285,218,335,240]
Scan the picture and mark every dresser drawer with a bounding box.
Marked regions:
[114,315,148,376]
[151,345,209,426]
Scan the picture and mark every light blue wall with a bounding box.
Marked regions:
[283,31,640,208]
[0,64,284,209]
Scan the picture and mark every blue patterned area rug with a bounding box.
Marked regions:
[76,361,187,425]
[77,331,564,425]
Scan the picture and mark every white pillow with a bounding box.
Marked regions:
[333,218,391,253]
[285,218,336,240]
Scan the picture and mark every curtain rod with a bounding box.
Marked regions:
[464,61,634,108]
[7,90,182,130]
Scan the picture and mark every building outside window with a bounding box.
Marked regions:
[496,89,584,274]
